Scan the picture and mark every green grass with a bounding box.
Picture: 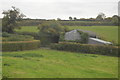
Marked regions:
[0,55,2,79]
[15,26,39,33]
[2,48,118,78]
[16,26,118,44]
[68,26,118,43]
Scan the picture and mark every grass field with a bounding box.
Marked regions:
[0,56,2,79]
[15,26,39,33]
[2,48,118,78]
[68,26,118,43]
[15,26,118,44]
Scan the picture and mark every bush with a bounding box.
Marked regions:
[39,34,60,46]
[76,31,89,43]
[50,42,119,57]
[80,32,89,43]
[2,40,40,51]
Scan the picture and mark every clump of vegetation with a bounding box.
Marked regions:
[38,21,63,45]
[111,15,119,26]
[2,40,40,51]
[80,32,89,43]
[76,30,89,43]
[50,42,119,57]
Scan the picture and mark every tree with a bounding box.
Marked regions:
[57,18,61,21]
[69,16,72,21]
[38,21,63,45]
[74,17,77,21]
[104,17,112,22]
[96,13,106,21]
[2,6,26,33]
[112,15,119,26]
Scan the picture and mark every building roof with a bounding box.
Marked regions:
[66,30,78,34]
[77,29,96,37]
[89,38,112,44]
[67,30,77,33]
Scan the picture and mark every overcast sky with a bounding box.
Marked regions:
[0,0,119,19]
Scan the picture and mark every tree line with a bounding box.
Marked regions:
[2,7,119,34]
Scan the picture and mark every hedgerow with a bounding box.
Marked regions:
[2,32,35,41]
[58,21,113,26]
[50,42,119,57]
[2,40,40,51]
[18,20,113,26]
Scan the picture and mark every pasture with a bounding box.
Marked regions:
[2,5,119,79]
[2,48,118,78]
[0,56,2,79]
[68,26,118,43]
[15,26,118,44]
[15,26,39,33]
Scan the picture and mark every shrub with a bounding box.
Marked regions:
[2,40,40,51]
[76,30,89,43]
[80,32,89,43]
[39,34,60,46]
[50,42,119,57]
[59,32,65,42]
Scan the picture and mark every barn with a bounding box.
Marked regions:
[64,29,112,45]
[64,30,81,40]
[78,29,97,38]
